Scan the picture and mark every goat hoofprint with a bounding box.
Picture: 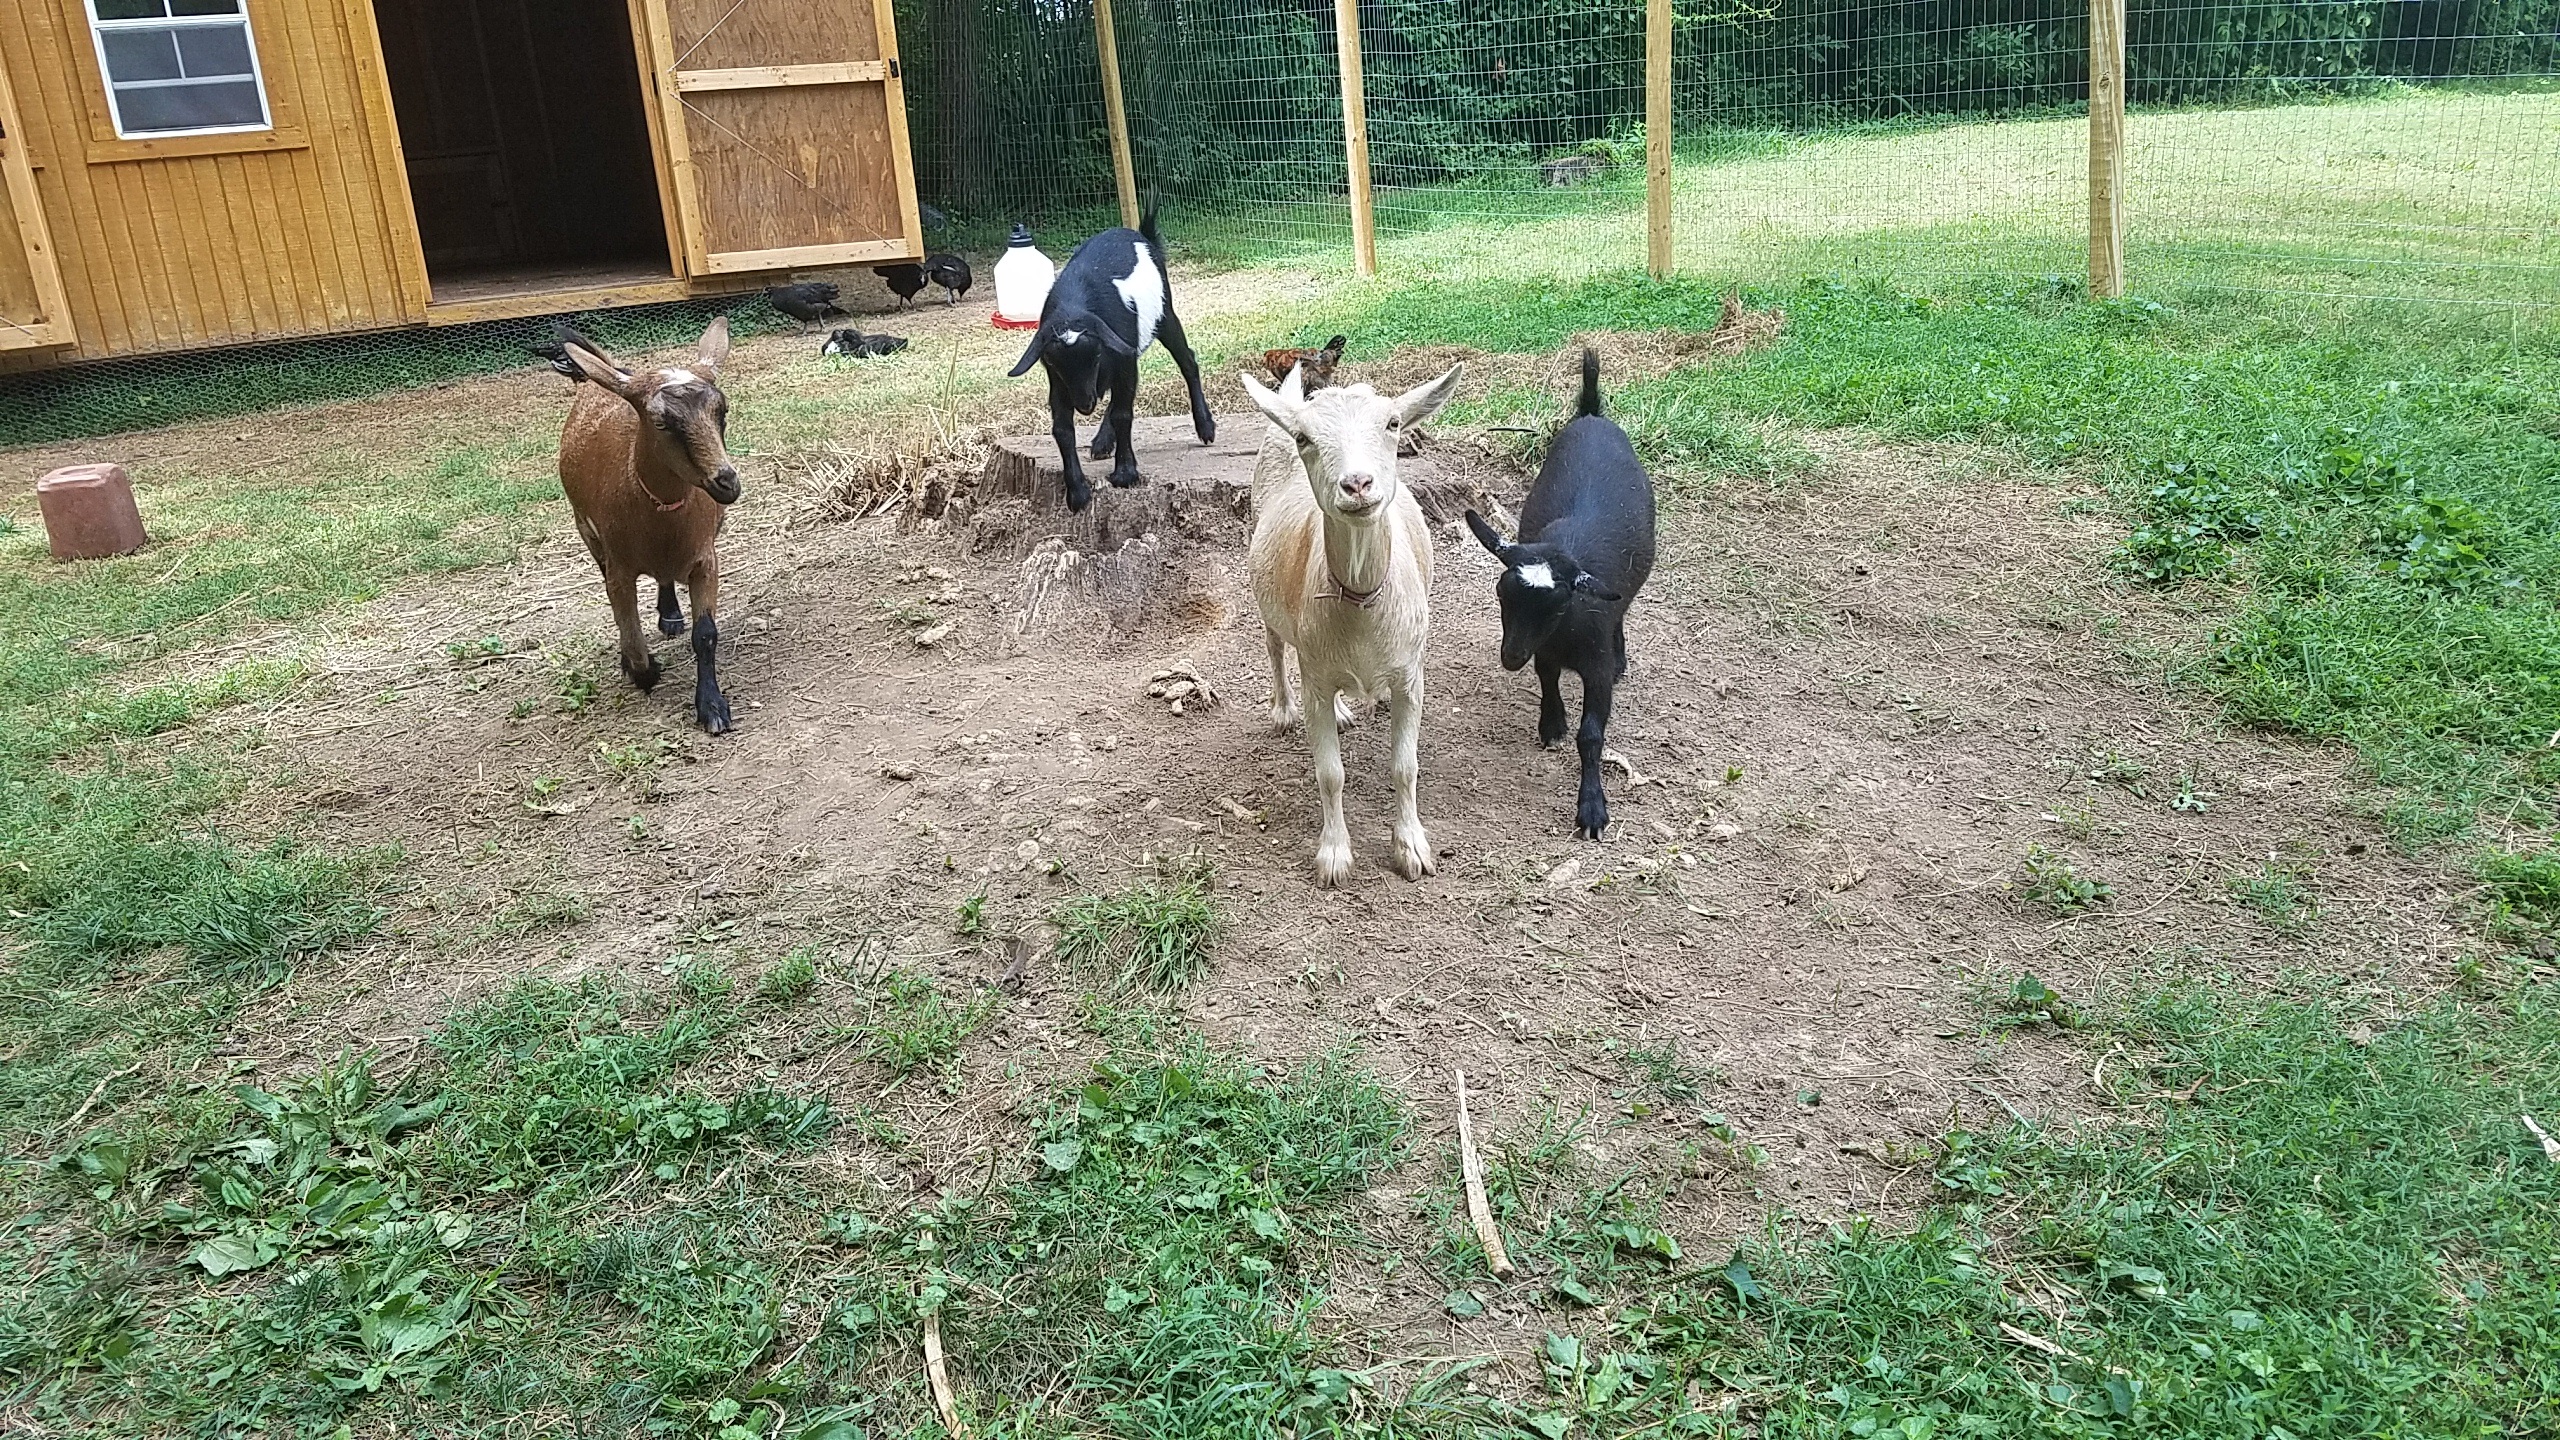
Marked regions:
[1007,203,1215,512]
[553,317,743,736]
[1242,362,1466,887]
[1465,349,1659,838]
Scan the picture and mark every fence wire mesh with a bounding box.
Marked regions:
[3,0,2552,447]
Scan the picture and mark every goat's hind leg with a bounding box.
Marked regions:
[656,579,685,637]
[1387,675,1435,881]
[1265,628,1299,729]
[686,554,733,736]
[1088,415,1115,460]
[1157,310,1217,444]
[1103,369,1141,489]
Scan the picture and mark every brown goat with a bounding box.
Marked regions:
[556,317,742,734]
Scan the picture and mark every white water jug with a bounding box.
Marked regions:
[992,223,1054,327]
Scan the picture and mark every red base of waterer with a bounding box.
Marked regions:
[992,315,1040,330]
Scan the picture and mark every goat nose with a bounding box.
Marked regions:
[1340,471,1375,497]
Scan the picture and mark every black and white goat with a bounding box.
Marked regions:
[1005,204,1215,512]
[1464,350,1657,839]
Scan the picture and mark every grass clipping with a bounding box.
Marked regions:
[1051,867,1223,996]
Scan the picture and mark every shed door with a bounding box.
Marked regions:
[0,60,73,352]
[640,0,922,275]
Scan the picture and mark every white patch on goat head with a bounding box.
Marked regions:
[1515,562,1555,589]
[656,369,702,391]
[1058,328,1083,346]
[1114,245,1165,353]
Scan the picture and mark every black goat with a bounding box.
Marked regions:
[1004,203,1213,512]
[1464,350,1657,839]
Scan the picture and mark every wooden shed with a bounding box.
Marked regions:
[0,0,923,368]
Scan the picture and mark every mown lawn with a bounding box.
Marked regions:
[6,93,2560,1437]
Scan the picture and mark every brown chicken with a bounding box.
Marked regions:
[1262,334,1347,391]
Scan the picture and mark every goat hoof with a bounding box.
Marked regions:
[1576,796,1609,839]
[1195,414,1216,443]
[1393,827,1436,880]
[1106,468,1142,490]
[697,693,733,735]
[658,615,687,637]
[1087,433,1115,460]
[1314,841,1354,889]
[1063,478,1094,513]
[1269,701,1300,731]
[626,658,661,693]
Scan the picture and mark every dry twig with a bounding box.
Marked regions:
[1454,1070,1515,1277]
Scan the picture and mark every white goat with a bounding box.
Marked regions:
[1241,362,1465,886]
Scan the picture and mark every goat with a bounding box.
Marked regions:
[555,317,743,735]
[1464,350,1656,838]
[1006,203,1214,512]
[1241,361,1465,886]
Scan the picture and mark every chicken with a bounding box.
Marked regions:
[924,253,973,305]
[873,263,927,308]
[766,281,848,328]
[1262,333,1348,391]
[530,320,609,382]
[820,328,909,359]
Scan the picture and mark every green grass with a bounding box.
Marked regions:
[852,966,996,1076]
[1052,868,1226,996]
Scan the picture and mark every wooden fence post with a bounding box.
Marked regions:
[1094,0,1141,230]
[1645,0,1672,279]
[2087,0,2126,298]
[1334,0,1378,277]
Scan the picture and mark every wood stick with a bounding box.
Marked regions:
[920,1229,963,1434]
[1091,0,1141,230]
[1333,0,1377,277]
[1454,1069,1515,1276]
[2087,0,2127,298]
[1644,0,1673,278]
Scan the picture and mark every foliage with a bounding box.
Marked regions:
[2020,844,2111,911]
[1052,868,1225,995]
[855,968,995,1076]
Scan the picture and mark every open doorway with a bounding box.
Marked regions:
[372,0,671,304]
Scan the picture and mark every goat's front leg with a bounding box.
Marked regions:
[1103,370,1141,489]
[1536,656,1567,747]
[656,579,685,637]
[1574,673,1615,839]
[1158,310,1217,444]
[1265,628,1299,729]
[1051,402,1093,512]
[687,553,732,736]
[606,564,659,692]
[1305,677,1353,887]
[1388,674,1435,881]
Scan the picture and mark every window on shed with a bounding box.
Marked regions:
[86,0,272,137]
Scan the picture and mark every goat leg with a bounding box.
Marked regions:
[1574,676,1615,840]
[1388,676,1435,881]
[1536,657,1568,748]
[608,567,660,693]
[1051,404,1093,512]
[688,556,732,736]
[656,579,686,637]
[1088,415,1115,461]
[1306,679,1354,888]
[1158,310,1216,444]
[1265,629,1299,729]
[1103,375,1142,489]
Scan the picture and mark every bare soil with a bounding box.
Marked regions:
[185,340,2469,1387]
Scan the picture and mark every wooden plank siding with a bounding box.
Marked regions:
[0,0,426,362]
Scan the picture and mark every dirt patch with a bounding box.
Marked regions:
[193,353,2462,1383]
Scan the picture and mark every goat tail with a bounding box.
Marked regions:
[1139,191,1163,246]
[1576,347,1603,419]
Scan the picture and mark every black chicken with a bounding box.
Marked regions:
[820,328,909,359]
[766,281,848,328]
[924,253,972,305]
[873,263,927,308]
[530,320,608,381]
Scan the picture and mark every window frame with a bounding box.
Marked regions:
[82,0,275,141]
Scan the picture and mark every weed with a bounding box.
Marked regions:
[2018,844,2110,911]
[2047,794,2100,839]
[673,957,733,1003]
[1052,866,1224,995]
[2375,488,2504,591]
[2477,847,2560,932]
[557,669,597,713]
[488,884,587,938]
[2089,747,2149,790]
[2174,772,2219,812]
[2230,860,2316,930]
[1991,972,2076,1028]
[1618,1037,1721,1108]
[856,968,993,1075]
[954,888,989,939]
[2113,459,2269,585]
[758,947,819,1004]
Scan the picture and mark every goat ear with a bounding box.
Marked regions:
[1238,370,1301,437]
[695,316,732,378]
[1392,363,1465,429]
[1572,571,1622,603]
[1095,324,1137,358]
[564,342,634,394]
[1463,509,1511,560]
[1006,317,1055,378]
